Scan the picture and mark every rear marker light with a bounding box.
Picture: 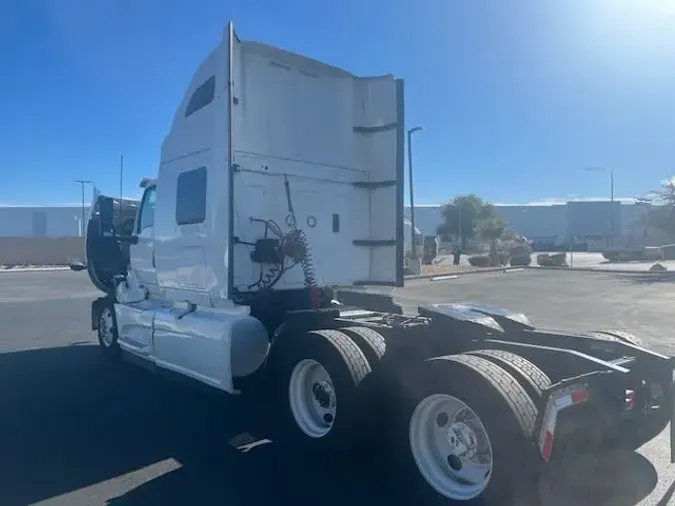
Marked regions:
[571,389,589,405]
[625,389,636,411]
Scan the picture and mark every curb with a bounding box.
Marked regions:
[524,265,674,275]
[405,264,675,280]
[405,266,519,281]
[0,266,71,273]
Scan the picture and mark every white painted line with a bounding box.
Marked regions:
[31,457,182,505]
[0,267,71,273]
[504,268,524,273]
[430,275,459,282]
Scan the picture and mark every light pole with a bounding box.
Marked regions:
[75,180,94,237]
[407,126,424,257]
[585,167,615,247]
[457,204,463,247]
[120,154,124,198]
[635,198,653,246]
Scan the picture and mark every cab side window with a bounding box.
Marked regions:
[138,187,157,233]
[176,167,207,225]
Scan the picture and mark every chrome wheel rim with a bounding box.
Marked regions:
[409,394,493,501]
[288,359,337,438]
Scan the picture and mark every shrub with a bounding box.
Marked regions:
[603,249,637,262]
[497,251,510,266]
[468,255,491,267]
[643,247,664,262]
[537,253,552,266]
[510,254,532,266]
[510,244,532,257]
[549,252,567,266]
[603,248,658,262]
[602,250,621,262]
[626,250,646,261]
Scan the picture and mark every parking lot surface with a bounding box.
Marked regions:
[1,270,675,506]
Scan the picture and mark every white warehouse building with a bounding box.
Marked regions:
[0,200,665,250]
[405,200,665,250]
[0,206,85,238]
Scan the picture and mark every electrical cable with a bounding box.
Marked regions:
[244,174,321,306]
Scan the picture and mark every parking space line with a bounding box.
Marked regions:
[31,458,183,506]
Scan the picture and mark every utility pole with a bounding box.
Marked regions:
[75,180,94,237]
[407,126,424,257]
[609,168,614,247]
[585,167,615,248]
[458,204,463,247]
[119,155,124,198]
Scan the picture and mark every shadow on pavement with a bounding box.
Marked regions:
[0,344,242,506]
[0,344,662,506]
[104,446,395,506]
[0,344,398,506]
[538,449,657,506]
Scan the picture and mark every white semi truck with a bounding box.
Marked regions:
[81,22,675,505]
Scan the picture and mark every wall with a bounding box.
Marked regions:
[566,201,622,239]
[495,205,567,239]
[0,206,84,237]
[0,237,84,266]
[403,205,443,237]
[405,201,666,247]
[405,204,568,239]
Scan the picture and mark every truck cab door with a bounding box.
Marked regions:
[130,185,158,291]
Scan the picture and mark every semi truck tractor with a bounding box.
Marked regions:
[81,22,675,505]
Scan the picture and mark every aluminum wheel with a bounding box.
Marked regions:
[99,308,115,347]
[409,394,493,501]
[288,359,337,438]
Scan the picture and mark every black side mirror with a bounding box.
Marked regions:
[98,197,114,235]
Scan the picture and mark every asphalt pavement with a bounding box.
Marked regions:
[1,270,675,506]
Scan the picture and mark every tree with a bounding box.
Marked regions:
[436,194,497,247]
[477,216,508,266]
[640,178,675,242]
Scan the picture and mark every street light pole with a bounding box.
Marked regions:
[609,168,615,247]
[407,126,424,256]
[585,167,615,248]
[120,154,124,198]
[75,180,94,237]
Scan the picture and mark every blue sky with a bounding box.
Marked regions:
[1,0,674,206]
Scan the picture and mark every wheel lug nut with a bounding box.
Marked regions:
[447,454,462,471]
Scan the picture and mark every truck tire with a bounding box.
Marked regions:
[97,305,120,360]
[341,326,386,367]
[466,349,551,399]
[392,354,540,505]
[272,329,372,454]
[588,330,647,349]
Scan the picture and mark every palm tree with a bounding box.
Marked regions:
[477,217,508,266]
